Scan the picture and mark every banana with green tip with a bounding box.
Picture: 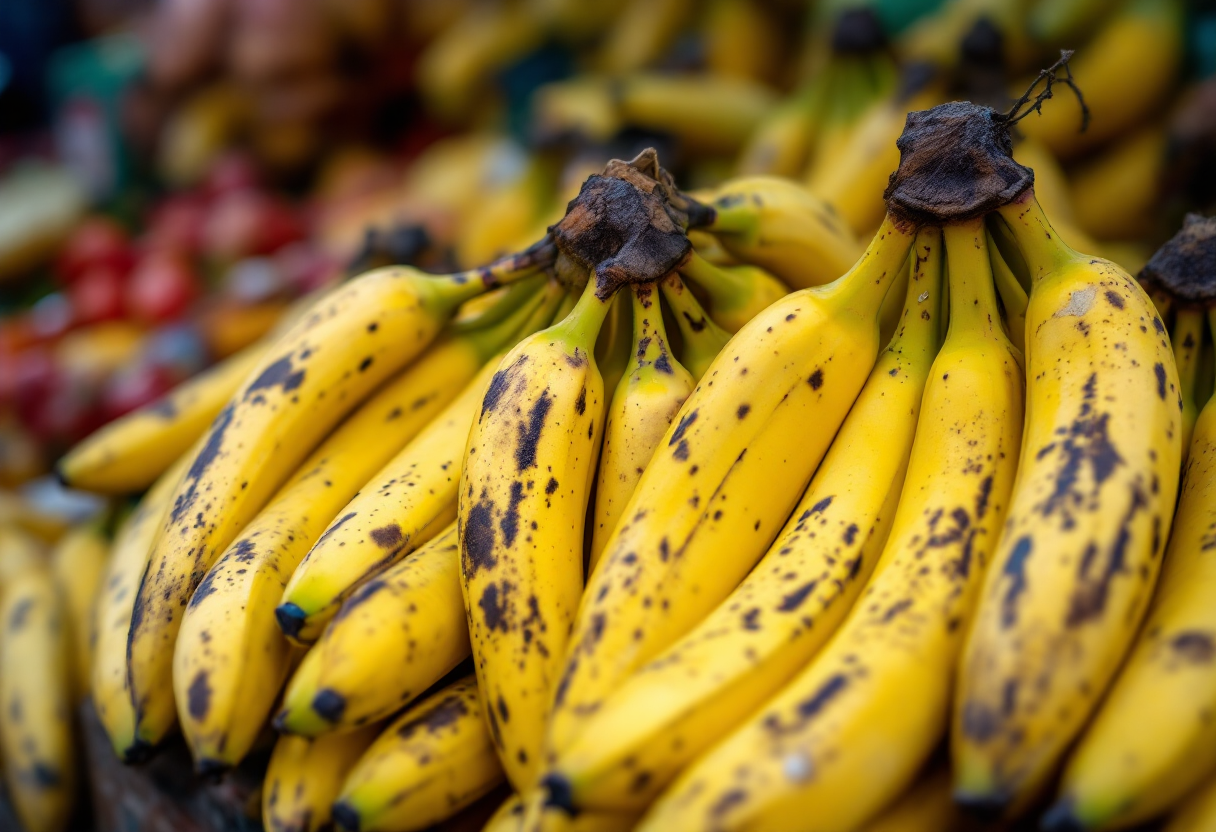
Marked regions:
[547,226,943,812]
[263,722,383,832]
[331,676,503,832]
[590,283,695,569]
[171,282,547,772]
[126,247,552,752]
[953,194,1184,815]
[677,248,789,333]
[277,280,565,645]
[658,273,731,382]
[0,567,76,832]
[276,524,467,736]
[696,176,862,290]
[546,217,916,763]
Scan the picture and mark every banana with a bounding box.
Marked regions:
[546,218,916,763]
[277,282,565,644]
[171,283,546,771]
[0,523,44,586]
[1015,0,1183,160]
[953,194,1184,815]
[57,343,267,494]
[1176,309,1206,458]
[595,291,633,407]
[263,723,383,832]
[899,0,1037,73]
[126,248,551,752]
[1164,768,1216,832]
[484,793,636,832]
[0,567,75,832]
[696,176,862,290]
[616,75,779,156]
[990,230,1029,355]
[677,249,789,334]
[735,85,824,179]
[1028,0,1109,43]
[1012,137,1076,227]
[459,277,610,789]
[1069,126,1166,242]
[275,525,468,736]
[590,283,695,570]
[1038,325,1216,831]
[331,676,504,832]
[91,453,190,761]
[49,525,108,701]
[546,228,943,812]
[638,220,1024,832]
[856,763,963,832]
[596,0,692,75]
[701,0,781,84]
[659,273,731,381]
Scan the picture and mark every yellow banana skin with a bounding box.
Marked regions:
[49,526,108,702]
[126,253,544,751]
[659,273,731,382]
[263,723,382,832]
[547,219,915,761]
[57,342,266,494]
[1173,310,1205,459]
[0,524,44,582]
[277,282,564,644]
[990,232,1028,356]
[678,249,789,334]
[953,195,1184,814]
[484,792,636,832]
[276,525,468,736]
[1163,768,1216,832]
[590,283,695,569]
[639,220,1024,832]
[170,289,537,772]
[857,764,963,832]
[1070,126,1167,243]
[91,453,190,761]
[1045,327,1216,831]
[1015,0,1182,160]
[0,568,76,832]
[697,176,862,290]
[332,676,504,832]
[549,229,943,812]
[460,280,609,789]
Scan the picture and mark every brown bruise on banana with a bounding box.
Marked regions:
[460,328,602,777]
[1,585,71,796]
[127,272,440,738]
[957,249,1183,798]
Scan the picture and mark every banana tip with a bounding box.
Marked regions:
[1040,799,1085,832]
[120,738,157,765]
[274,602,308,639]
[540,772,576,815]
[195,757,230,782]
[952,789,1010,822]
[332,800,360,832]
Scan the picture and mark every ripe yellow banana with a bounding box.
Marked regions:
[1040,311,1216,832]
[596,0,692,76]
[263,723,383,832]
[277,282,565,644]
[616,75,779,156]
[695,176,862,289]
[735,83,824,179]
[857,763,963,832]
[0,568,75,832]
[484,792,636,832]
[127,249,550,752]
[331,676,504,832]
[276,524,467,736]
[1015,0,1183,160]
[658,273,731,381]
[702,0,782,84]
[546,218,916,761]
[91,453,190,761]
[49,525,108,701]
[460,278,610,789]
[638,220,1024,832]
[590,283,695,568]
[1070,125,1167,244]
[547,228,943,812]
[677,248,789,333]
[57,343,267,494]
[170,283,547,772]
[0,523,44,588]
[1012,137,1076,227]
[953,194,1184,815]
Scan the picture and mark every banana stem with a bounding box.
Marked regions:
[431,236,558,308]
[679,248,745,294]
[629,283,675,370]
[451,274,548,335]
[995,193,1079,285]
[988,232,1029,355]
[553,277,614,351]
[659,273,730,381]
[942,221,1006,340]
[821,214,917,317]
[893,226,944,356]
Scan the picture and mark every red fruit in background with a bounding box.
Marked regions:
[126,251,199,323]
[101,361,176,420]
[29,378,106,445]
[69,265,127,324]
[145,193,209,256]
[202,188,305,261]
[3,346,57,420]
[203,152,262,199]
[56,216,135,284]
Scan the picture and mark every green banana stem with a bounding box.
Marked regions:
[451,274,548,335]
[659,273,730,381]
[463,277,559,361]
[598,291,634,399]
[427,236,558,309]
[942,222,1005,337]
[988,232,1029,356]
[821,214,917,318]
[553,277,614,351]
[996,195,1081,284]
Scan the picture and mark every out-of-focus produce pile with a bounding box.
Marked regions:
[1,1,1216,832]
